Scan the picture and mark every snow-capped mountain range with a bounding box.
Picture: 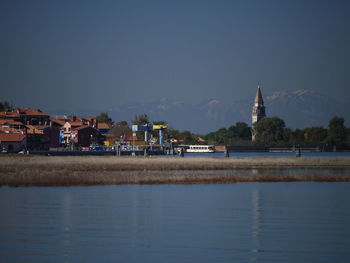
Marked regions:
[48,89,349,134]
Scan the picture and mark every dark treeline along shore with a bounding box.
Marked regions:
[1,155,350,187]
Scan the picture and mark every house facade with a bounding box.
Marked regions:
[26,125,60,150]
[97,122,111,135]
[72,126,100,148]
[63,121,84,144]
[0,133,27,153]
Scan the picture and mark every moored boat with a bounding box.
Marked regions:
[185,145,215,153]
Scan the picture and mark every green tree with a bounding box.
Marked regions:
[167,127,180,139]
[96,112,113,125]
[346,128,350,147]
[288,129,305,145]
[228,122,251,141]
[303,127,328,145]
[177,130,197,144]
[282,128,293,146]
[214,128,229,144]
[109,121,131,139]
[204,132,216,144]
[0,101,13,111]
[253,117,286,145]
[327,116,346,145]
[204,122,252,145]
[132,114,150,125]
[115,121,128,126]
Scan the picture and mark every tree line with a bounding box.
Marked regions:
[205,116,349,148]
[98,111,349,147]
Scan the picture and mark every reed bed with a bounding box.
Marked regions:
[1,155,350,187]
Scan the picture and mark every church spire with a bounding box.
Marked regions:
[252,84,266,141]
[254,84,264,106]
[252,84,266,125]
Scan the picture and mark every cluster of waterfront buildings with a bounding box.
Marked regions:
[1,86,267,153]
[0,108,112,153]
[0,108,199,155]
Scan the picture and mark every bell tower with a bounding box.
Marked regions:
[252,84,266,124]
[252,84,266,141]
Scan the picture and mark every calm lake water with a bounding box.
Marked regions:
[1,183,350,263]
[183,151,350,158]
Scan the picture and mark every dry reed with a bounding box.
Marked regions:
[1,155,350,187]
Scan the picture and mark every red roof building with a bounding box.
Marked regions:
[0,133,26,142]
[97,123,111,129]
[0,133,27,153]
[0,111,20,119]
[71,126,100,147]
[50,118,66,127]
[0,108,50,125]
[97,122,111,135]
[25,125,60,150]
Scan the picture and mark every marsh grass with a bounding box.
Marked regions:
[1,155,350,186]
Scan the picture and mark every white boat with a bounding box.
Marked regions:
[185,145,215,153]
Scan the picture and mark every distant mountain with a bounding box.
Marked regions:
[265,89,349,129]
[47,89,349,134]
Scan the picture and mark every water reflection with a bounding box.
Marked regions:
[183,151,350,158]
[169,167,350,175]
[251,184,262,259]
[1,184,350,263]
[62,191,73,261]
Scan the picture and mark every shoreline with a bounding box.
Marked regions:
[1,155,350,187]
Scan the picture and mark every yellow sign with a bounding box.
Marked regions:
[153,125,167,130]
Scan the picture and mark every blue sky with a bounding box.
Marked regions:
[1,0,349,110]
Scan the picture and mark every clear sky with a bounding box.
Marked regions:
[1,0,349,110]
